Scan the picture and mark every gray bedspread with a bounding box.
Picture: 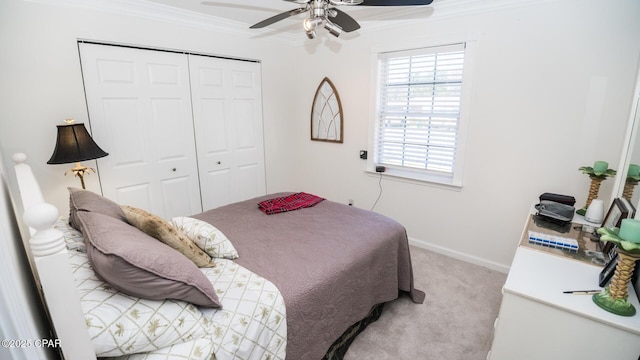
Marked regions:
[194,193,425,360]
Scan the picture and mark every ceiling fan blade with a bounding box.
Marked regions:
[359,0,433,5]
[330,8,361,32]
[250,7,307,29]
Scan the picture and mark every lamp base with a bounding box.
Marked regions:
[592,288,636,317]
[64,162,94,189]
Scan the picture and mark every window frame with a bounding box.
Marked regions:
[368,41,475,188]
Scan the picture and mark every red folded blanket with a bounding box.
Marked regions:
[258,192,325,215]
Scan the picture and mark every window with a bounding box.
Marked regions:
[374,43,469,186]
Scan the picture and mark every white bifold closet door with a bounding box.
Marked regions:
[79,43,202,219]
[79,43,265,218]
[188,54,265,210]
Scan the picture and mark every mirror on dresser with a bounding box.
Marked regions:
[611,68,640,218]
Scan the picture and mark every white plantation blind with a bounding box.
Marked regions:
[376,43,466,179]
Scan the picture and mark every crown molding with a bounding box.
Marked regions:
[359,0,559,33]
[432,0,558,19]
[24,0,301,45]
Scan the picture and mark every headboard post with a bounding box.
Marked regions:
[14,154,96,360]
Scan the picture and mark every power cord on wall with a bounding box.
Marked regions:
[370,172,383,211]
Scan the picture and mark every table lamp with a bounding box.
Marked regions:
[47,119,108,189]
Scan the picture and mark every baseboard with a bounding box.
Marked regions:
[408,237,511,274]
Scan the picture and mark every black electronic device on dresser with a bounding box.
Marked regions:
[535,192,576,226]
[539,192,576,206]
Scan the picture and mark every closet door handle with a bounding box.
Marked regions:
[217,161,221,165]
[171,168,177,172]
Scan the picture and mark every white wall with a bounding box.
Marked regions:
[0,0,299,216]
[280,0,640,271]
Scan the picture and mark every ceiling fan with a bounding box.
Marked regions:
[250,0,434,39]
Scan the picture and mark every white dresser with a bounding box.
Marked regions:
[488,215,640,360]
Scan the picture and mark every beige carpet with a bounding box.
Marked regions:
[344,246,507,360]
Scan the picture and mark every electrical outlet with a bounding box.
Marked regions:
[359,150,367,160]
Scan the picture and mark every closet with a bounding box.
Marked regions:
[79,43,265,219]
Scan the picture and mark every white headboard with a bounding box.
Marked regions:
[0,152,49,360]
[12,153,96,360]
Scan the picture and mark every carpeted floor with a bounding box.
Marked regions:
[344,246,508,360]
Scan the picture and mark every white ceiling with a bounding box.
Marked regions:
[35,0,549,43]
[143,0,439,35]
[136,0,554,41]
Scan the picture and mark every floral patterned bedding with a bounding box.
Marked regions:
[56,219,287,360]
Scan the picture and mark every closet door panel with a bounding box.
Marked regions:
[159,177,196,219]
[196,97,232,168]
[199,99,229,153]
[189,55,266,210]
[201,169,233,210]
[236,165,260,201]
[234,99,257,148]
[101,98,147,167]
[114,183,153,212]
[80,43,202,219]
[234,99,261,167]
[193,96,233,209]
[190,55,232,211]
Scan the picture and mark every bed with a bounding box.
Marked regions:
[13,154,424,360]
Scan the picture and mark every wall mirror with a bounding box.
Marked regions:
[612,69,640,218]
[311,77,343,143]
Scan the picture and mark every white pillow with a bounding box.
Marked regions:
[56,218,87,252]
[171,217,239,260]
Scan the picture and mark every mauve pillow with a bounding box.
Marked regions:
[76,211,221,308]
[68,187,126,230]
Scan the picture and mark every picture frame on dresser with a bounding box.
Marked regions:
[598,198,629,254]
[602,198,629,230]
[602,243,617,262]
[599,253,618,287]
[633,261,640,301]
[620,196,637,219]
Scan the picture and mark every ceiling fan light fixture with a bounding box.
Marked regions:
[324,20,342,37]
[306,29,317,39]
[303,17,322,31]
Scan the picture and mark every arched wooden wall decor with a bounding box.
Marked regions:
[311,77,343,143]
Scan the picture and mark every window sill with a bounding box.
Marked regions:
[365,168,462,191]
